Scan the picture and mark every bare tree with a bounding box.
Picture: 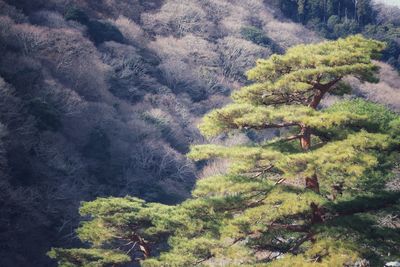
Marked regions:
[112,16,146,45]
[142,0,212,37]
[218,37,271,80]
[30,10,69,29]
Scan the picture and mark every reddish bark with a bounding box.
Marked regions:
[300,85,315,150]
[139,242,151,259]
[310,202,324,224]
[309,89,325,109]
[305,174,320,193]
[308,77,342,110]
[300,126,312,151]
[331,181,344,200]
[137,236,151,258]
[131,234,151,258]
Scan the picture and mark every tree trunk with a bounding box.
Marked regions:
[310,202,324,224]
[309,90,325,109]
[331,181,344,200]
[305,174,320,193]
[300,126,311,151]
[139,242,151,259]
[131,234,151,259]
[137,236,151,259]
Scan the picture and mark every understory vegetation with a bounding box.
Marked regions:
[0,0,399,266]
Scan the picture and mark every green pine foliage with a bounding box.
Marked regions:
[240,26,282,53]
[47,248,131,267]
[49,36,400,266]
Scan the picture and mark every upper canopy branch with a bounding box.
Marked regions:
[310,76,343,92]
[242,121,300,130]
[308,77,343,109]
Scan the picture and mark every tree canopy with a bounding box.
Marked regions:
[49,35,400,267]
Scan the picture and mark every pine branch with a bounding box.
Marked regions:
[243,122,300,130]
[250,165,275,178]
[330,193,400,218]
[279,134,304,142]
[309,76,343,92]
[308,76,343,108]
[194,254,213,266]
[288,233,314,254]
[319,77,343,91]
[268,223,310,232]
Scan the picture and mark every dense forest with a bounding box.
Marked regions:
[0,0,399,266]
[273,0,400,69]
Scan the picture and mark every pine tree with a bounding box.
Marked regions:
[49,35,400,266]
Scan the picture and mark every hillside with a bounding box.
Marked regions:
[377,0,400,7]
[0,0,398,266]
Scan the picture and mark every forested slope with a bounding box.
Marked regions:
[273,0,400,69]
[0,0,398,266]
